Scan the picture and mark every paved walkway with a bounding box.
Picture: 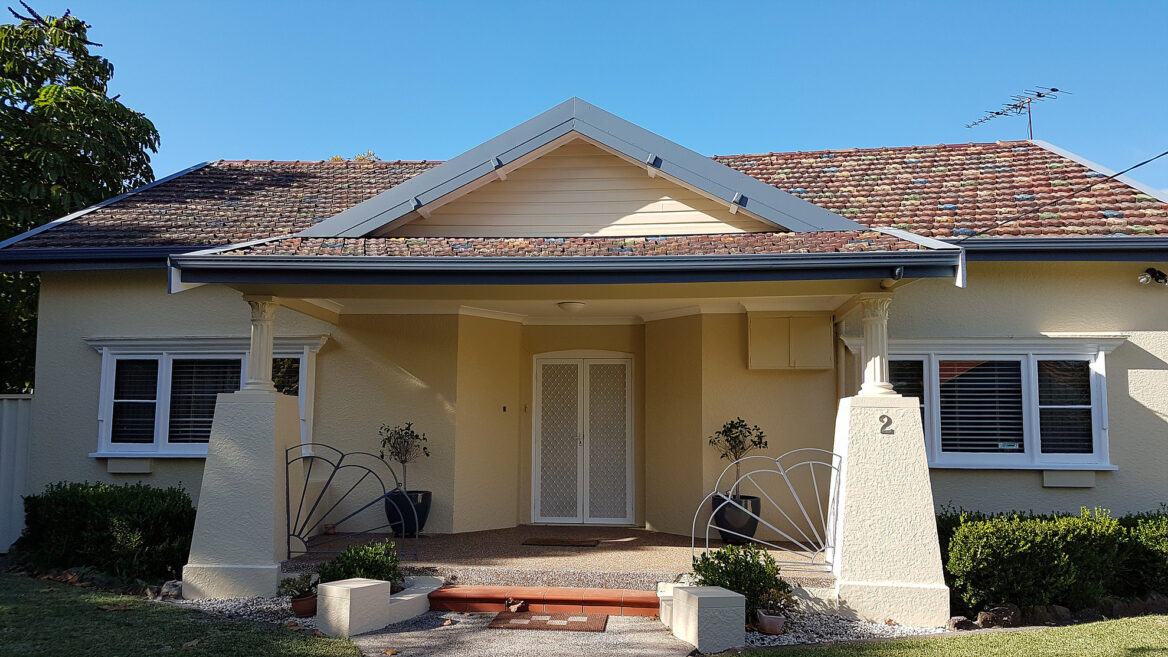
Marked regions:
[287,524,832,590]
[351,611,693,657]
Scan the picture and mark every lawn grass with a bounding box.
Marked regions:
[741,615,1168,657]
[0,573,360,657]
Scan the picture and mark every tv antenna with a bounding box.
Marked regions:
[965,87,1069,139]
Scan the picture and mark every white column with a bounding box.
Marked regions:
[243,296,277,392]
[857,293,898,397]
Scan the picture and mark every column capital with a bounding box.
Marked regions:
[857,293,894,321]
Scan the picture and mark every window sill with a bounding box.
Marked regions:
[929,462,1117,471]
[89,451,207,459]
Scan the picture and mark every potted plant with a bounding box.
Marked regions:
[379,422,431,536]
[708,417,768,544]
[755,587,796,634]
[278,572,318,618]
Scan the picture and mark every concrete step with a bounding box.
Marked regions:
[428,585,659,617]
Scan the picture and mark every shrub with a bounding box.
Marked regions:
[277,572,318,599]
[691,544,789,623]
[317,539,403,592]
[947,508,1125,611]
[15,482,196,583]
[1123,516,1168,596]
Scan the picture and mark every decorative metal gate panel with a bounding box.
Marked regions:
[286,443,418,559]
[692,448,842,570]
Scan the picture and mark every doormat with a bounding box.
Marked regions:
[488,612,608,632]
[521,537,599,547]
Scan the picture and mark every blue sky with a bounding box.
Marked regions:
[51,0,1168,193]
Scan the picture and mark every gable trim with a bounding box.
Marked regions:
[298,98,863,238]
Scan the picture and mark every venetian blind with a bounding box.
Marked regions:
[939,360,1024,453]
[168,359,242,443]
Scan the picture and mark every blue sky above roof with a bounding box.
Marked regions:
[54,0,1168,196]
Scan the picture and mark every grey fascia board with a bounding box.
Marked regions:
[948,237,1168,261]
[0,162,212,250]
[0,246,202,271]
[299,98,863,238]
[1030,140,1168,203]
[171,249,958,273]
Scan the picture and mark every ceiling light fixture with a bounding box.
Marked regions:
[557,301,586,313]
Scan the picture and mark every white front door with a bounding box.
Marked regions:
[533,357,634,524]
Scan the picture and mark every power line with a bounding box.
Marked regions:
[958,148,1168,241]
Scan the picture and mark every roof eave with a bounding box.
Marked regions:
[168,250,960,286]
[0,246,201,272]
[950,237,1168,261]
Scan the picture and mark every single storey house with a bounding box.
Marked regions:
[2,98,1166,549]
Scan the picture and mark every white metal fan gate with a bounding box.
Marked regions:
[532,356,634,524]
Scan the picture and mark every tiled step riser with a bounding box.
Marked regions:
[429,586,659,617]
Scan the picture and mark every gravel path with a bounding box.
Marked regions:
[746,609,945,647]
[350,611,693,657]
[164,596,318,630]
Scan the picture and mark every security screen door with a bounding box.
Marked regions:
[533,357,633,524]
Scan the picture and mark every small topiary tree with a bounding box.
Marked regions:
[378,422,429,490]
[708,418,767,497]
[692,543,790,623]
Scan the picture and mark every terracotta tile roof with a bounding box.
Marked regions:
[7,141,1167,250]
[715,141,1168,238]
[215,231,926,257]
[9,160,440,248]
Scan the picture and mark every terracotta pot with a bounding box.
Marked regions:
[291,594,317,618]
[756,610,786,635]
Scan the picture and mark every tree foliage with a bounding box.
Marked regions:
[0,3,159,391]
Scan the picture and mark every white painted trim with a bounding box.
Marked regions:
[638,305,704,322]
[522,315,641,326]
[457,305,526,323]
[841,335,1127,355]
[531,352,635,525]
[884,343,1113,470]
[85,335,330,352]
[91,338,324,458]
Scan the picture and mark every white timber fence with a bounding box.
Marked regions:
[0,394,31,553]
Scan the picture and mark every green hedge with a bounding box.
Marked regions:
[939,506,1168,613]
[16,482,196,583]
[692,543,790,623]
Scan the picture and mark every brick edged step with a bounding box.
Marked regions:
[428,586,658,617]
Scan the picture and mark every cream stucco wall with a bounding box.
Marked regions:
[28,270,331,504]
[25,259,1168,539]
[643,315,706,535]
[452,315,522,533]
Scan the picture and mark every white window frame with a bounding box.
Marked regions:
[86,336,327,458]
[883,338,1119,471]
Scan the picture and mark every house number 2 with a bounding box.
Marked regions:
[879,415,895,435]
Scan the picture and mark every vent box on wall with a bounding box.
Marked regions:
[748,313,834,370]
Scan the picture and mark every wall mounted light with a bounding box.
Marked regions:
[1137,268,1168,286]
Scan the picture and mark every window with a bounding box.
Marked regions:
[90,337,324,458]
[886,343,1113,470]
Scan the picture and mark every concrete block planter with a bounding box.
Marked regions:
[318,575,443,638]
[671,586,745,653]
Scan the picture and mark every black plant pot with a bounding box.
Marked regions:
[384,490,432,537]
[711,495,761,545]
